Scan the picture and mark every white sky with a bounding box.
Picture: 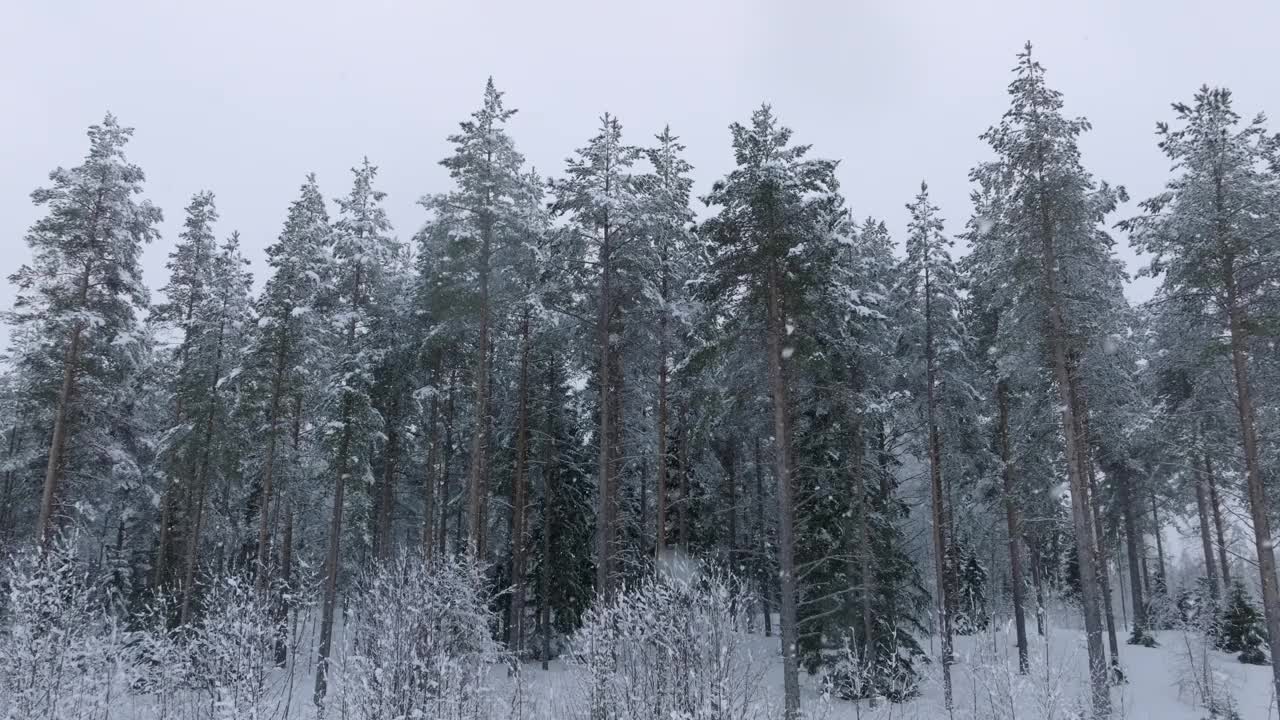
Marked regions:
[4,0,1280,322]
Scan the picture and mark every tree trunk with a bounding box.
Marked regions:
[678,406,690,551]
[540,358,560,671]
[765,262,801,720]
[754,437,772,637]
[595,216,614,598]
[376,396,400,561]
[422,362,440,560]
[274,509,293,666]
[853,415,874,655]
[997,380,1030,673]
[466,211,494,560]
[1205,455,1230,588]
[1150,493,1167,591]
[509,311,532,654]
[922,261,954,709]
[1042,222,1110,717]
[655,268,669,563]
[1224,255,1280,702]
[37,281,89,548]
[1194,447,1220,599]
[442,369,457,555]
[254,335,289,594]
[1119,466,1148,638]
[315,383,355,706]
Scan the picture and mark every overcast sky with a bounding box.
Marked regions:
[5,0,1280,325]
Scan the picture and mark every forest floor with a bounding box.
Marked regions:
[496,623,1276,719]
[111,614,1277,719]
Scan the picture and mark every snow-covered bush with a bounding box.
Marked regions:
[569,565,769,720]
[0,542,133,720]
[183,574,292,719]
[335,553,503,720]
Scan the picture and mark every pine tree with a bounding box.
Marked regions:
[968,45,1126,715]
[7,114,162,549]
[429,78,527,562]
[1123,86,1280,698]
[895,181,984,705]
[315,158,394,706]
[701,104,845,720]
[550,113,643,598]
[248,174,331,592]
[640,126,696,563]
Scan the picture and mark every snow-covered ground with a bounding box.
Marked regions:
[491,624,1275,720]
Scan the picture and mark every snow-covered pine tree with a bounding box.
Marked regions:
[7,114,162,550]
[151,191,220,596]
[550,113,644,598]
[246,174,331,592]
[315,158,395,706]
[638,126,697,564]
[701,104,845,720]
[895,181,987,705]
[1123,86,1280,699]
[428,78,527,563]
[968,44,1127,716]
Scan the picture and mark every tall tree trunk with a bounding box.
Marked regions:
[37,267,92,549]
[1042,221,1110,718]
[595,217,614,598]
[1194,446,1220,599]
[375,396,400,561]
[442,369,457,555]
[274,509,293,666]
[1119,467,1148,638]
[1225,259,1280,702]
[678,406,690,551]
[254,335,289,594]
[764,262,801,720]
[540,358,560,671]
[997,380,1030,673]
[467,216,493,560]
[853,415,873,654]
[1076,393,1119,674]
[607,351,624,581]
[754,437,772,637]
[1205,455,1230,588]
[922,261,954,709]
[1150,493,1167,591]
[1089,463,1121,673]
[315,388,354,707]
[422,364,440,560]
[509,311,532,654]
[655,269,669,563]
[178,410,217,626]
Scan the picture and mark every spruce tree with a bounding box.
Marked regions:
[1219,579,1268,665]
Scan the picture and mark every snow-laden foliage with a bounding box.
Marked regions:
[569,563,769,720]
[334,553,503,720]
[0,541,131,720]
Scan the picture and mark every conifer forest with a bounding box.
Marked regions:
[4,18,1280,720]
